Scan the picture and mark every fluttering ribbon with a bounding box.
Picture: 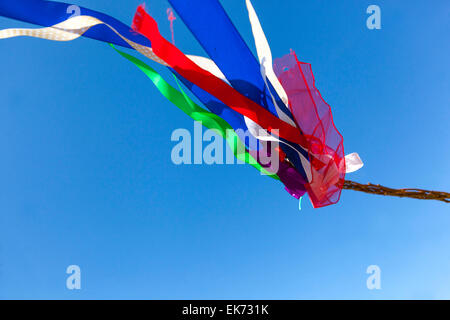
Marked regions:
[110,44,279,179]
[244,0,293,124]
[111,43,309,197]
[110,43,310,199]
[0,4,258,147]
[131,5,308,148]
[167,0,311,186]
[0,15,165,64]
[168,0,293,121]
[0,9,276,163]
[244,1,363,178]
[345,153,364,173]
[0,0,363,207]
[0,3,262,151]
[0,13,231,75]
[0,0,153,48]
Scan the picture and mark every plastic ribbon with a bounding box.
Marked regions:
[0,1,311,201]
[114,43,307,198]
[167,0,310,183]
[0,9,276,176]
[345,153,364,173]
[0,1,261,146]
[110,44,278,179]
[0,13,231,76]
[243,0,314,180]
[0,0,152,49]
[244,0,294,126]
[131,5,308,147]
[0,15,166,65]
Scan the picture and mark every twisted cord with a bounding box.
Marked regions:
[343,180,450,203]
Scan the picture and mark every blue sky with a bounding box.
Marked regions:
[0,0,449,299]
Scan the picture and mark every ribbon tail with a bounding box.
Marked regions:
[110,44,279,180]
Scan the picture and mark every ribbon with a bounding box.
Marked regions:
[345,153,364,173]
[0,0,152,49]
[131,5,308,148]
[0,15,166,65]
[110,44,279,179]
[244,0,293,125]
[167,0,311,183]
[111,45,309,199]
[168,0,293,121]
[0,8,277,176]
[0,6,259,150]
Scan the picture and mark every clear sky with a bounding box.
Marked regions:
[0,0,449,299]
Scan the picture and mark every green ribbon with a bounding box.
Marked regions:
[110,44,279,180]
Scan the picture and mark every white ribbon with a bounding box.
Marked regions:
[344,152,364,173]
[245,0,296,127]
[0,14,227,79]
[245,0,364,174]
[0,15,168,65]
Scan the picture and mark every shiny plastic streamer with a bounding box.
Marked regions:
[0,0,362,207]
[131,5,308,148]
[168,0,309,184]
[110,44,278,179]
